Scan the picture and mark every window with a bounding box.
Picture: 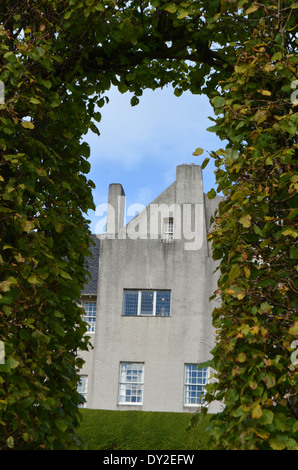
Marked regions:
[123,290,171,316]
[163,217,174,243]
[78,376,88,408]
[119,363,144,405]
[184,365,209,406]
[83,301,96,332]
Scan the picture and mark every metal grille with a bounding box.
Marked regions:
[156,291,171,316]
[123,290,139,316]
[140,291,154,315]
[123,290,171,316]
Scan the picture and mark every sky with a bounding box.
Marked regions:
[84,85,225,234]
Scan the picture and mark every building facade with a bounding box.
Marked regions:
[79,164,223,413]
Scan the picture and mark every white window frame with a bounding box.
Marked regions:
[118,362,144,405]
[123,290,171,317]
[78,376,88,408]
[82,300,97,333]
[184,365,210,406]
[163,217,174,243]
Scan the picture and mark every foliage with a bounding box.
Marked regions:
[0,0,229,450]
[203,1,298,450]
[0,0,297,450]
[75,409,216,450]
[0,1,97,449]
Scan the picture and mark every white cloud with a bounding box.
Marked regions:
[85,86,225,233]
[86,86,219,169]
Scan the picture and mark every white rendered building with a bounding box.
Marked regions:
[78,164,222,413]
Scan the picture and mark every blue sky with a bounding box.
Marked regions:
[84,85,225,234]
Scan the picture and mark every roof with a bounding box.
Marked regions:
[81,234,100,295]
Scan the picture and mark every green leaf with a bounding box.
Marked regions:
[201,157,210,169]
[229,264,241,282]
[164,4,177,14]
[282,228,298,238]
[39,78,52,89]
[197,359,214,369]
[236,352,246,363]
[289,321,298,336]
[7,436,14,448]
[260,302,271,314]
[271,51,282,61]
[55,419,69,432]
[177,10,189,19]
[5,357,19,369]
[260,409,274,425]
[29,97,41,104]
[263,373,276,389]
[193,147,204,156]
[207,188,216,199]
[246,4,260,14]
[55,223,64,233]
[251,403,263,419]
[59,270,72,280]
[174,87,183,97]
[93,112,101,122]
[239,214,251,228]
[21,121,35,129]
[54,324,66,336]
[269,437,286,450]
[130,96,139,107]
[49,93,61,107]
[213,96,225,108]
[27,274,39,284]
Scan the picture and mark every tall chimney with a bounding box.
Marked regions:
[176,164,204,204]
[106,184,126,235]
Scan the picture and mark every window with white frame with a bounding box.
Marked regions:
[123,290,171,316]
[82,300,96,332]
[78,376,88,408]
[118,362,144,405]
[163,217,174,243]
[184,365,209,406]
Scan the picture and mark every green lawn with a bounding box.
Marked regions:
[76,409,217,450]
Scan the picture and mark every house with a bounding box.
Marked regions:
[78,163,223,413]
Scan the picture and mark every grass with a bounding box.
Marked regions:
[76,409,217,450]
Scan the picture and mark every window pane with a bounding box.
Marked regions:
[123,291,138,316]
[163,218,174,243]
[83,301,96,332]
[185,365,209,405]
[78,376,88,408]
[156,291,171,316]
[140,291,154,315]
[119,363,144,404]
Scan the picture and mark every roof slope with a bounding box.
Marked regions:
[82,234,100,295]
